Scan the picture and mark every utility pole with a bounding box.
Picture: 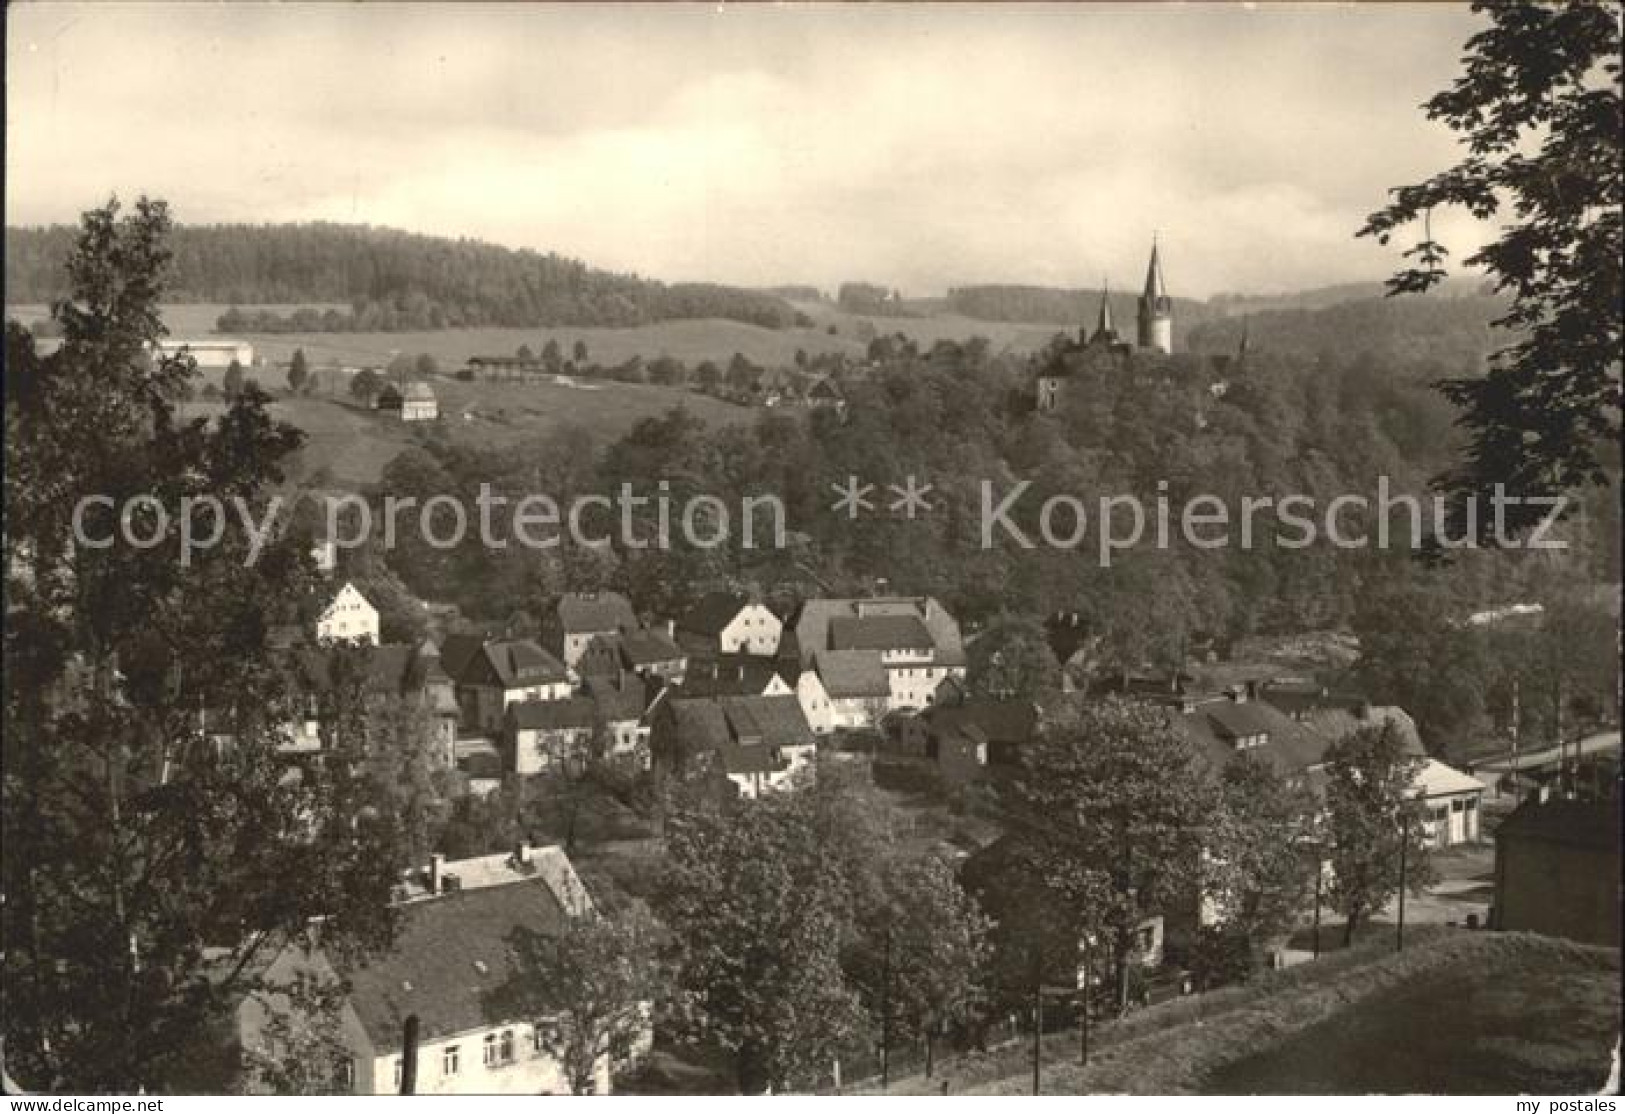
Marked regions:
[1079,932,1091,1068]
[399,1014,420,1095]
[880,926,892,1091]
[1030,947,1043,1096]
[1312,866,1323,960]
[1396,811,1409,954]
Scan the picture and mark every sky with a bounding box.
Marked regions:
[6,2,1492,298]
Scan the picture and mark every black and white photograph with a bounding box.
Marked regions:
[3,0,1620,1101]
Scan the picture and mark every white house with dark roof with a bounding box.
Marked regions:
[238,844,633,1095]
[676,591,781,658]
[440,634,571,733]
[506,696,599,775]
[812,649,891,730]
[787,596,965,713]
[650,693,817,798]
[315,581,379,645]
[548,592,639,674]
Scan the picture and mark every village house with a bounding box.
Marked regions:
[283,639,460,760]
[398,380,439,422]
[238,844,634,1096]
[649,693,818,799]
[784,596,967,713]
[1493,796,1621,947]
[505,697,599,776]
[440,634,571,733]
[811,649,892,730]
[675,591,782,658]
[547,592,639,676]
[898,698,1040,785]
[680,654,794,699]
[795,667,837,736]
[805,376,845,411]
[576,624,688,684]
[315,581,380,645]
[581,671,655,765]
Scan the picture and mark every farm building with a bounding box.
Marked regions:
[154,338,255,369]
[375,381,439,422]
[1493,796,1621,947]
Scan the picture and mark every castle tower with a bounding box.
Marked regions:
[1089,281,1119,346]
[1137,238,1173,354]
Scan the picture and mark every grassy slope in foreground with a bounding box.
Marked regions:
[873,930,1618,1096]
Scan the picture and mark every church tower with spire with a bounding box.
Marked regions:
[1089,281,1120,346]
[1137,238,1173,354]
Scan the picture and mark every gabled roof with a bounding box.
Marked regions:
[829,615,934,653]
[682,655,789,698]
[582,671,649,722]
[1412,758,1485,799]
[814,649,891,699]
[401,380,436,402]
[441,635,567,690]
[677,591,756,637]
[669,693,816,753]
[1177,696,1323,776]
[555,592,636,635]
[343,879,570,1047]
[790,596,964,669]
[619,627,685,666]
[508,696,597,732]
[924,699,1038,746]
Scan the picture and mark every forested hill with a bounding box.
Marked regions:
[1186,290,1510,368]
[3,222,804,331]
[944,285,1217,334]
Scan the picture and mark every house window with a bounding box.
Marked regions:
[500,1029,515,1064]
[392,1058,403,1090]
[483,1032,504,1066]
[443,1045,460,1076]
[338,1057,355,1090]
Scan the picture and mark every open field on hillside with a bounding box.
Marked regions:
[178,380,754,489]
[10,302,1070,368]
[866,929,1619,1096]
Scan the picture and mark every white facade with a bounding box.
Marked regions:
[886,661,959,712]
[796,670,836,735]
[717,604,782,656]
[316,581,379,645]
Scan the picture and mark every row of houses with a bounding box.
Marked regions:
[292,584,970,800]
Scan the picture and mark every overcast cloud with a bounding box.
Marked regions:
[6,2,1491,297]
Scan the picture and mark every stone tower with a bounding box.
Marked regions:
[1137,238,1173,354]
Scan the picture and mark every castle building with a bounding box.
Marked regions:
[1035,238,1173,412]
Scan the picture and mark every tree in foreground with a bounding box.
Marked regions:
[848,853,989,1079]
[1,198,403,1091]
[1359,1,1622,540]
[1322,722,1435,946]
[486,905,666,1095]
[1202,755,1318,981]
[964,613,1062,703]
[1001,696,1214,1014]
[659,794,867,1093]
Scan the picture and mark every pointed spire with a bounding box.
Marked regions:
[1090,279,1118,344]
[1142,234,1168,301]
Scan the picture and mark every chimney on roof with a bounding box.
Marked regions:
[429,852,446,894]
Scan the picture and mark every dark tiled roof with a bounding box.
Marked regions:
[829,615,934,652]
[343,880,570,1047]
[582,672,648,722]
[925,700,1037,746]
[619,628,684,666]
[1496,798,1621,851]
[1178,696,1323,776]
[671,694,815,752]
[442,636,567,690]
[682,655,787,698]
[555,592,636,635]
[678,591,752,637]
[815,649,891,698]
[508,697,597,732]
